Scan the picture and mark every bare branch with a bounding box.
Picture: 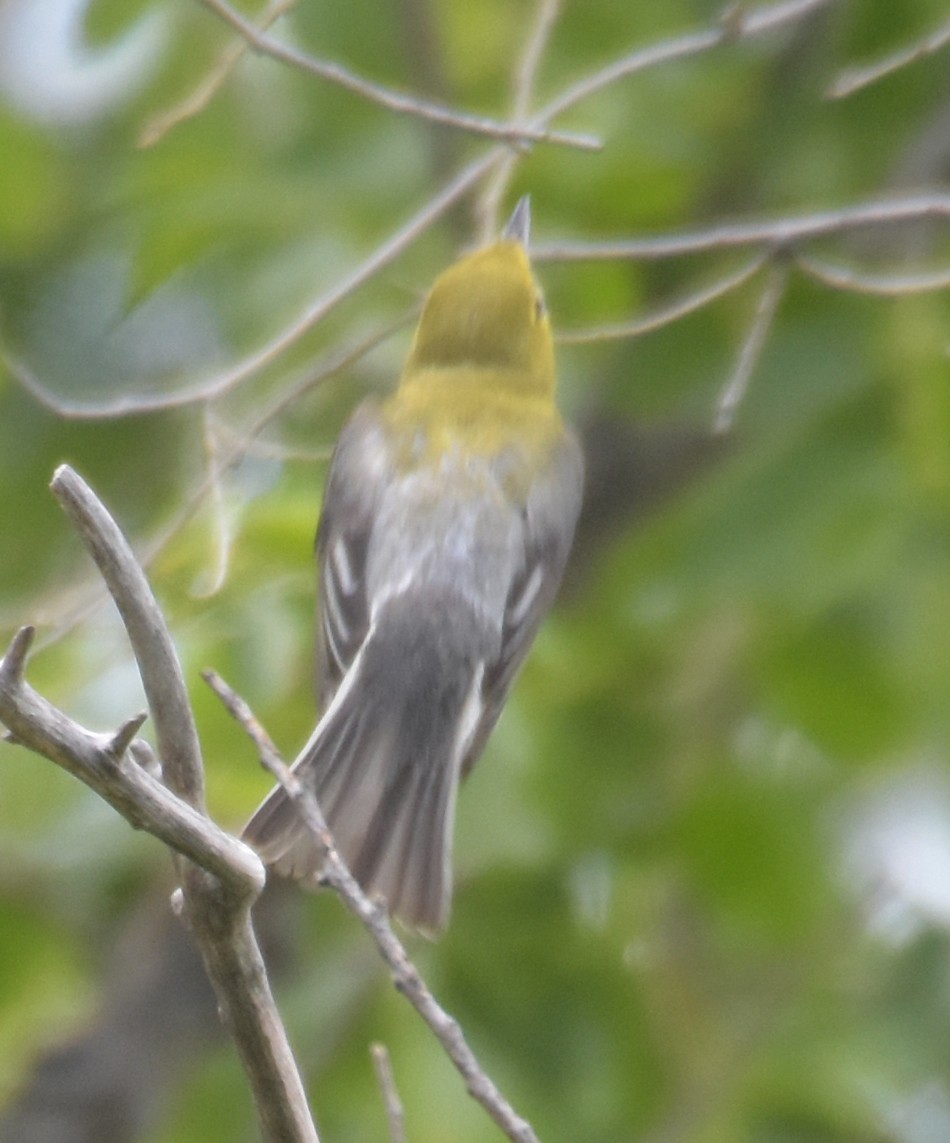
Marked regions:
[12,317,407,652]
[533,192,950,262]
[796,254,950,296]
[0,347,260,421]
[209,420,334,464]
[557,255,768,344]
[191,406,235,600]
[197,0,599,152]
[714,261,788,433]
[6,0,839,422]
[537,0,832,123]
[828,12,950,100]
[4,151,482,422]
[0,629,261,895]
[513,0,561,121]
[371,1043,408,1143]
[0,472,321,1143]
[208,669,543,1143]
[139,154,494,414]
[139,0,297,147]
[203,669,284,771]
[477,0,561,243]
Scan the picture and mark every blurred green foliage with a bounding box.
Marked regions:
[2,0,950,1140]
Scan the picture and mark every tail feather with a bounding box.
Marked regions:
[243,608,484,931]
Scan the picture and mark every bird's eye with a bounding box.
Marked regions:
[533,294,547,321]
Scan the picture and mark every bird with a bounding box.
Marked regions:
[243,197,583,932]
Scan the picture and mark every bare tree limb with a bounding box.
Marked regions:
[196,0,600,152]
[0,468,320,1143]
[204,668,543,1143]
[0,632,257,887]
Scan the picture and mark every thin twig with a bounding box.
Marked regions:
[202,154,495,392]
[5,149,486,421]
[714,262,788,433]
[208,422,333,465]
[19,317,408,649]
[533,192,950,262]
[558,255,768,344]
[536,0,831,124]
[197,0,599,152]
[139,0,297,147]
[796,254,950,296]
[477,0,561,243]
[371,1043,408,1143]
[203,669,284,769]
[206,669,543,1143]
[191,406,235,600]
[828,12,950,99]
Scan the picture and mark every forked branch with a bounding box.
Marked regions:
[0,466,317,1143]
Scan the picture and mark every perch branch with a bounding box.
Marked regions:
[0,468,319,1143]
[477,0,562,243]
[205,669,543,1143]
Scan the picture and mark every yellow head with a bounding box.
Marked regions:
[403,198,555,399]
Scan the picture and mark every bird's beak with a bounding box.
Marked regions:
[503,195,531,246]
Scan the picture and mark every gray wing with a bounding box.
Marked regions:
[314,401,392,708]
[461,428,584,778]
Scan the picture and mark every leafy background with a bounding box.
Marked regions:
[2,0,950,1140]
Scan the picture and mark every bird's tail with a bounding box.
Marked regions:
[243,601,485,932]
